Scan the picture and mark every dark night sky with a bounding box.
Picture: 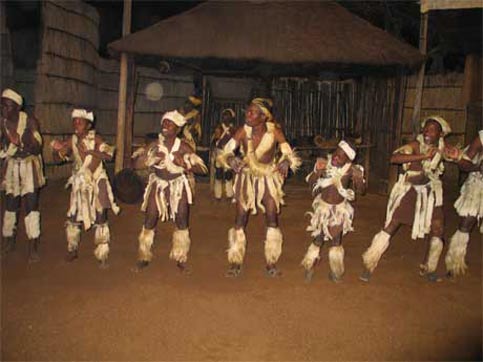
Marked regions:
[4,0,482,73]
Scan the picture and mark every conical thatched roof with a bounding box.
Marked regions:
[108,1,423,76]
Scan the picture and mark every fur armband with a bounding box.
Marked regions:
[352,164,366,183]
[50,140,69,161]
[99,143,115,157]
[131,147,146,159]
[32,130,43,145]
[279,142,302,173]
[217,138,237,169]
[183,153,208,174]
[393,144,413,155]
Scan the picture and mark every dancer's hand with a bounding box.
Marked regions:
[51,139,64,151]
[7,130,20,146]
[173,152,186,168]
[425,147,439,160]
[315,157,327,171]
[443,145,460,161]
[228,156,244,173]
[277,159,290,178]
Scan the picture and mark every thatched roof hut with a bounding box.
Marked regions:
[108,1,423,76]
[108,1,425,192]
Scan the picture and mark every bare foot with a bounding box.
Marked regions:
[131,260,149,273]
[225,264,241,278]
[28,251,40,264]
[98,260,109,269]
[328,271,342,283]
[359,269,372,282]
[266,265,281,278]
[422,271,442,283]
[1,238,16,257]
[304,268,315,283]
[65,250,78,262]
[419,265,442,282]
[176,262,191,275]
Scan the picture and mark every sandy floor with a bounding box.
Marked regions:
[1,180,481,361]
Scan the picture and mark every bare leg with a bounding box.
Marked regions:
[2,194,19,256]
[420,213,444,282]
[94,210,110,269]
[446,216,477,279]
[172,191,191,274]
[302,234,324,283]
[24,192,41,263]
[226,201,249,277]
[263,193,282,277]
[65,216,81,262]
[134,189,159,272]
[328,230,344,283]
[360,220,400,282]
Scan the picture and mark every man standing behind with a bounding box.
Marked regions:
[180,95,202,152]
[0,88,45,262]
[211,108,236,201]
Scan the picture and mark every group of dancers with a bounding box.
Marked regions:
[1,88,481,282]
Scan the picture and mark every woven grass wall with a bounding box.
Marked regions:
[35,0,99,179]
[0,1,14,91]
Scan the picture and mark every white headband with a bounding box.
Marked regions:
[162,110,186,127]
[421,115,451,136]
[72,108,94,122]
[1,88,23,106]
[338,140,356,161]
[222,108,235,118]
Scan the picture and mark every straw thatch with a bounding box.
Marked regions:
[108,1,423,75]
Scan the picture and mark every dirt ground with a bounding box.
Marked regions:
[1,179,481,361]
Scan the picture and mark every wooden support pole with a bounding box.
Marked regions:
[114,0,132,173]
[411,12,428,137]
[201,75,207,147]
[123,58,137,168]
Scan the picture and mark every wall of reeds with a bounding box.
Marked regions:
[0,1,14,91]
[268,76,406,193]
[34,0,99,179]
